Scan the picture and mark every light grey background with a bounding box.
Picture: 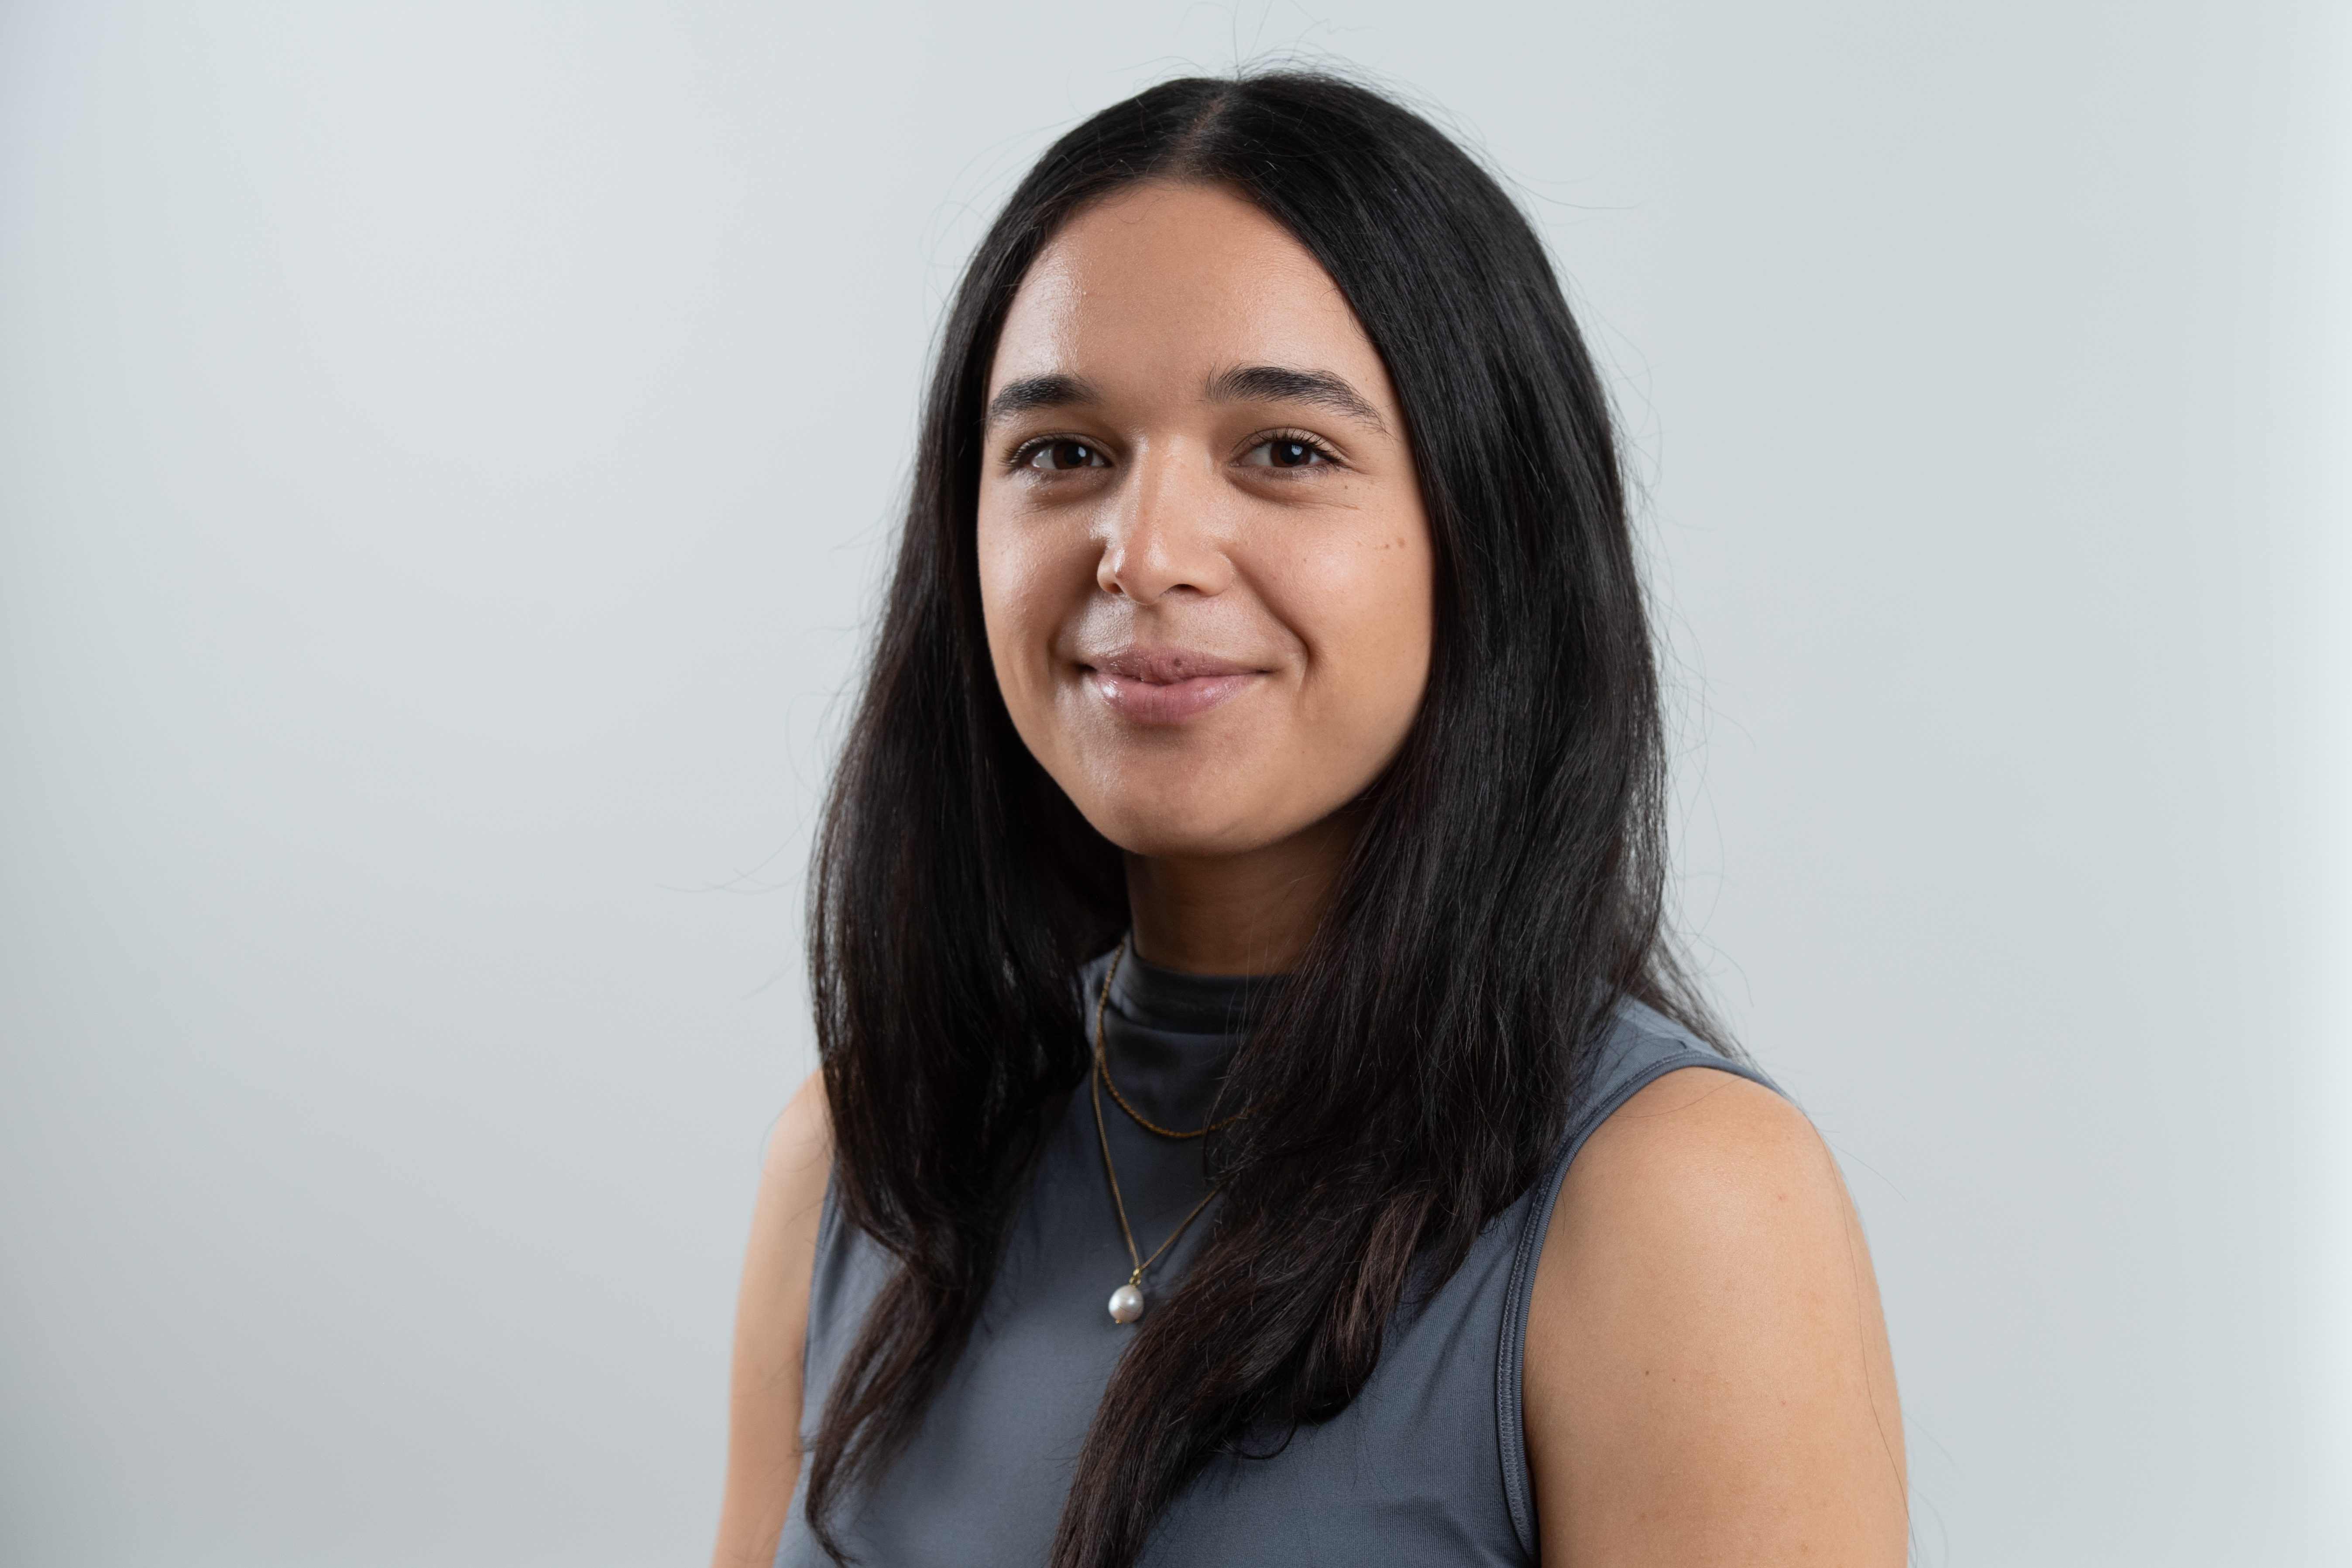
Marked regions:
[2,2,2345,1565]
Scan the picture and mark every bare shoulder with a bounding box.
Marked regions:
[743,1068,834,1330]
[711,1070,834,1568]
[1561,1064,1837,1228]
[763,1068,836,1198]
[1524,1065,1906,1567]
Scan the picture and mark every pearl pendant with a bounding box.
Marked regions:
[1108,1282,1145,1324]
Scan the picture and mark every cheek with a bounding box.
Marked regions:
[975,507,1035,696]
[976,499,1084,732]
[1283,517,1436,751]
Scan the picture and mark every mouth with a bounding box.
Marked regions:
[1079,646,1267,725]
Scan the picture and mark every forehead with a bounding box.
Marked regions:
[988,182,1385,396]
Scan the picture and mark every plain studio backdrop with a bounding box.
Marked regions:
[1,2,2345,1564]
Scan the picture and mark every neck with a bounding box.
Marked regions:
[1124,813,1354,976]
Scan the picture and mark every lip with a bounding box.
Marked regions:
[1079,645,1267,725]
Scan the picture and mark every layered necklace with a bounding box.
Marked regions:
[1088,936,1240,1325]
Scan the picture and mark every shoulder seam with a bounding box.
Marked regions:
[1491,1051,1779,1559]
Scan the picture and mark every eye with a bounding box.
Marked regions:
[1240,435,1335,469]
[1018,438,1111,471]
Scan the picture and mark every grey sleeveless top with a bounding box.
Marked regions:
[775,950,1775,1567]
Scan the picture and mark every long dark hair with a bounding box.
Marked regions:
[806,69,1717,1567]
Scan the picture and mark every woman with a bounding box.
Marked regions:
[715,72,1905,1568]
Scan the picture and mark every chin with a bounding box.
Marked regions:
[1074,790,1291,861]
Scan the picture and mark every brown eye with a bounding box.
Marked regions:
[1024,439,1109,471]
[1241,436,1331,469]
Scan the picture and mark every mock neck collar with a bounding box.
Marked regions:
[1103,944,1279,1037]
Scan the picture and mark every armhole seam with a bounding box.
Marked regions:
[805,1167,840,1391]
[1494,1052,1776,1559]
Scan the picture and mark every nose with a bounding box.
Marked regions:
[1096,442,1234,604]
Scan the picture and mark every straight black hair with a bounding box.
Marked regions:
[805,69,1720,1567]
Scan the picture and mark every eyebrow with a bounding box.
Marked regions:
[985,373,1101,426]
[983,365,1388,432]
[1207,364,1386,430]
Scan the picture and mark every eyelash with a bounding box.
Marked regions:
[1003,429,1343,473]
[1006,435,1110,473]
[1242,429,1341,470]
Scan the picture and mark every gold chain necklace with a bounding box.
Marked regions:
[1094,936,1246,1139]
[1089,937,1220,1324]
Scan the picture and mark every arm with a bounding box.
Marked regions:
[711,1071,834,1568]
[1524,1067,1906,1566]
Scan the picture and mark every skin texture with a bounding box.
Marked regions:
[976,182,1435,975]
[712,180,1906,1565]
[1527,1069,1909,1565]
[711,1073,830,1568]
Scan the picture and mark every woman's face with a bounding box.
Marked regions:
[977,182,1435,861]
